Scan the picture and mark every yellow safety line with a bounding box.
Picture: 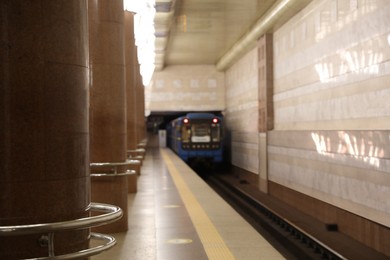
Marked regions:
[160,149,235,260]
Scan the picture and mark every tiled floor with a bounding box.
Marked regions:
[92,147,285,260]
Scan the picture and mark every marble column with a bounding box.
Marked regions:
[124,11,140,190]
[257,34,273,193]
[135,59,146,146]
[138,64,147,145]
[0,1,90,259]
[125,58,146,162]
[88,0,128,232]
[125,11,138,153]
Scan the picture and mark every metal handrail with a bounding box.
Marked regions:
[127,153,144,160]
[127,148,145,153]
[0,202,123,259]
[90,161,135,167]
[0,203,122,236]
[28,233,115,260]
[90,160,138,177]
[91,169,136,177]
[127,159,141,163]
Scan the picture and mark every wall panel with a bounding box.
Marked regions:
[270,0,390,254]
[273,0,390,131]
[146,65,224,112]
[225,48,259,172]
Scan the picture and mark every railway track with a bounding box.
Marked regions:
[191,162,388,260]
[203,172,344,260]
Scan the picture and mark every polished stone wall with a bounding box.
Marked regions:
[273,0,390,131]
[268,130,390,228]
[230,132,259,174]
[225,48,259,173]
[271,0,390,229]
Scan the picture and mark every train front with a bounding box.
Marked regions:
[179,113,223,163]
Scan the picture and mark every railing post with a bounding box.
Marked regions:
[47,233,55,258]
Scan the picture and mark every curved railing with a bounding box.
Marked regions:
[0,203,123,259]
[127,148,145,154]
[127,148,145,160]
[90,161,137,177]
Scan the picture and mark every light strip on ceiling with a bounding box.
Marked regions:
[216,0,305,71]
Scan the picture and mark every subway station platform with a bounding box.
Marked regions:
[92,146,286,260]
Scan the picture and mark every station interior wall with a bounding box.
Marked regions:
[147,0,390,255]
[146,65,225,113]
[270,0,389,229]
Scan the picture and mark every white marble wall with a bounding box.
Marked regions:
[146,65,224,113]
[273,0,390,130]
[271,0,390,227]
[231,132,259,174]
[225,48,259,173]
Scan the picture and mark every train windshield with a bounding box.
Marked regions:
[180,118,222,143]
[191,124,210,142]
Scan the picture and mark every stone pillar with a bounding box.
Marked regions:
[125,11,138,153]
[127,45,145,164]
[89,0,128,232]
[0,1,90,259]
[257,34,273,193]
[124,11,139,191]
[136,62,147,145]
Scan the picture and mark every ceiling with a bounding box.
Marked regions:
[153,0,312,71]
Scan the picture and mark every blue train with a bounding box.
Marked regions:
[167,112,224,164]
